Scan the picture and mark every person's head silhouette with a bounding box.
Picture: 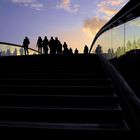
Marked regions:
[55,37,58,40]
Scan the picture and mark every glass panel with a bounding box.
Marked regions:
[125,17,140,53]
[0,43,38,56]
[92,24,125,59]
[92,32,106,54]
[112,24,125,58]
[104,30,112,54]
[92,17,140,60]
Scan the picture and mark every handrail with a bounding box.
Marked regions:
[98,53,140,129]
[0,42,40,54]
[89,0,140,53]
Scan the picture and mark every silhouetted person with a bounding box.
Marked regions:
[13,48,17,56]
[49,37,56,54]
[23,36,30,55]
[75,48,79,54]
[55,37,62,54]
[58,43,62,54]
[95,44,102,53]
[63,42,69,54]
[37,36,43,54]
[43,36,49,55]
[84,45,89,54]
[1,51,5,56]
[69,48,73,55]
[6,49,12,56]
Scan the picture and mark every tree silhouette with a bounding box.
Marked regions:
[137,38,140,49]
[132,39,137,50]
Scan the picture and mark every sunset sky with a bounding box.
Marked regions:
[0,0,129,52]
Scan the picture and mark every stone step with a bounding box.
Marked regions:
[0,79,112,86]
[0,85,115,95]
[0,106,122,123]
[0,93,117,108]
[0,120,129,132]
[0,72,109,79]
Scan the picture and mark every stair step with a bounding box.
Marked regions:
[0,93,118,108]
[0,62,102,69]
[0,79,112,86]
[0,59,103,66]
[0,67,105,72]
[0,106,122,123]
[0,72,108,79]
[0,55,132,133]
[0,92,117,97]
[0,120,129,131]
[0,85,115,95]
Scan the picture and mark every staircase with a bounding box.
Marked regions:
[0,55,132,136]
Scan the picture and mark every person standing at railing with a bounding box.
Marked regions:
[49,37,56,54]
[43,36,49,55]
[55,37,62,54]
[37,36,43,54]
[23,36,30,55]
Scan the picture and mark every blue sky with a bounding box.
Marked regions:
[0,0,129,52]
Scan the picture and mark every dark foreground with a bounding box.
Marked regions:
[0,54,138,137]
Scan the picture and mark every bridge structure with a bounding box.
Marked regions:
[0,0,140,137]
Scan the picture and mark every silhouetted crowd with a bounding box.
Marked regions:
[23,36,89,55]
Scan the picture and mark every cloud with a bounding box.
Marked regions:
[11,0,36,4]
[82,0,128,38]
[30,3,44,11]
[98,3,118,16]
[106,0,127,6]
[10,0,44,10]
[57,0,79,13]
[82,16,107,38]
[98,0,128,17]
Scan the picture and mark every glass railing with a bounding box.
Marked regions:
[90,1,140,60]
[91,17,140,59]
[0,42,39,56]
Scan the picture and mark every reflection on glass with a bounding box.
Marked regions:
[126,17,140,52]
[0,43,38,56]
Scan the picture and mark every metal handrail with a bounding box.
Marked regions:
[98,53,140,129]
[0,42,40,54]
